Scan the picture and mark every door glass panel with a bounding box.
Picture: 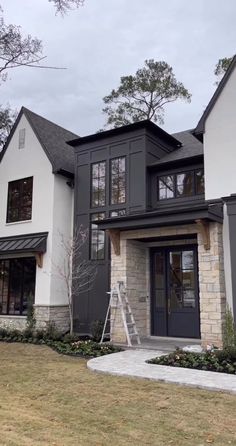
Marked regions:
[155,252,164,288]
[182,270,194,288]
[183,289,195,308]
[22,258,36,315]
[170,288,182,309]
[169,249,196,310]
[182,251,194,269]
[155,289,165,308]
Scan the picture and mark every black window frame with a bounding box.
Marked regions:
[110,209,126,218]
[90,212,106,260]
[158,168,204,201]
[91,161,106,208]
[110,156,126,205]
[7,177,33,223]
[0,257,36,316]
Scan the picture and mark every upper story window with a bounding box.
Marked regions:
[111,157,126,204]
[91,162,106,207]
[19,129,26,149]
[7,177,33,223]
[158,169,204,201]
[90,212,105,260]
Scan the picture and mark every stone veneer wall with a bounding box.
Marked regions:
[197,222,226,347]
[0,306,70,333]
[34,305,70,332]
[110,238,149,343]
[0,316,27,331]
[110,223,226,347]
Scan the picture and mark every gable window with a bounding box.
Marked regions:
[91,162,106,207]
[111,157,126,204]
[19,129,26,149]
[158,169,204,201]
[159,175,174,200]
[7,177,33,223]
[90,213,105,260]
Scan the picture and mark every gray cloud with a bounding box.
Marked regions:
[1,0,236,136]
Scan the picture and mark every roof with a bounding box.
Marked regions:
[1,107,79,176]
[195,55,236,134]
[0,232,48,255]
[148,130,203,167]
[96,201,223,231]
[67,119,182,149]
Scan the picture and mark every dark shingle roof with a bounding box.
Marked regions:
[1,107,79,175]
[149,130,203,167]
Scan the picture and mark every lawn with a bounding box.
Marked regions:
[0,344,235,446]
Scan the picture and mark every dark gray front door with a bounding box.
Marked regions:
[151,246,200,338]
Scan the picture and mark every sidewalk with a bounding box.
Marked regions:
[87,349,236,394]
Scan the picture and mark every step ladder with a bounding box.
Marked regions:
[100,281,141,347]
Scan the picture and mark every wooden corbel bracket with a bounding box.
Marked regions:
[35,252,43,268]
[195,219,210,250]
[107,229,120,256]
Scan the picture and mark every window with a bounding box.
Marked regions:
[158,169,204,200]
[159,175,174,200]
[19,128,26,149]
[0,258,36,316]
[7,177,33,223]
[196,169,204,194]
[110,209,126,218]
[176,172,194,197]
[91,162,106,207]
[90,213,105,260]
[111,157,126,204]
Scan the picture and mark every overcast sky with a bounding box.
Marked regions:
[1,0,236,136]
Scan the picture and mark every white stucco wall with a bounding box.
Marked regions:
[0,112,74,308]
[50,175,74,305]
[204,64,236,200]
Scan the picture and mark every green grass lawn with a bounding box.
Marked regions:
[0,343,235,446]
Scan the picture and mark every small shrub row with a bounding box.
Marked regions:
[0,327,121,358]
[147,347,236,374]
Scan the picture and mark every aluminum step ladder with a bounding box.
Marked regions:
[100,281,141,347]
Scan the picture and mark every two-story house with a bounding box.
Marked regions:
[69,55,236,347]
[0,107,78,331]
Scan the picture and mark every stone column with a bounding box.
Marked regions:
[198,222,226,347]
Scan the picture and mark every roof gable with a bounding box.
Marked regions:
[1,107,79,175]
[195,55,236,134]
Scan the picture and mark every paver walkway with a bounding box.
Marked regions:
[87,349,236,394]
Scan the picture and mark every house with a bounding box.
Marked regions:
[0,107,78,331]
[69,56,236,347]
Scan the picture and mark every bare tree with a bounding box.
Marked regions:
[50,0,85,15]
[54,226,97,334]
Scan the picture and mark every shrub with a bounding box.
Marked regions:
[147,349,236,374]
[90,320,104,342]
[44,322,63,341]
[223,305,236,349]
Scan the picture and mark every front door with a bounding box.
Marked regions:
[151,246,200,338]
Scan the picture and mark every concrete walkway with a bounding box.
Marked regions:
[87,349,236,394]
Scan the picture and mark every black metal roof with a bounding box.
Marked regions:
[1,107,79,176]
[67,119,182,149]
[96,202,223,231]
[148,130,203,167]
[0,232,48,255]
[195,55,236,134]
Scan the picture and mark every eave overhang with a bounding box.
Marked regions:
[96,203,223,231]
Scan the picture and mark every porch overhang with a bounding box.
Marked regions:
[97,203,223,232]
[0,232,48,267]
